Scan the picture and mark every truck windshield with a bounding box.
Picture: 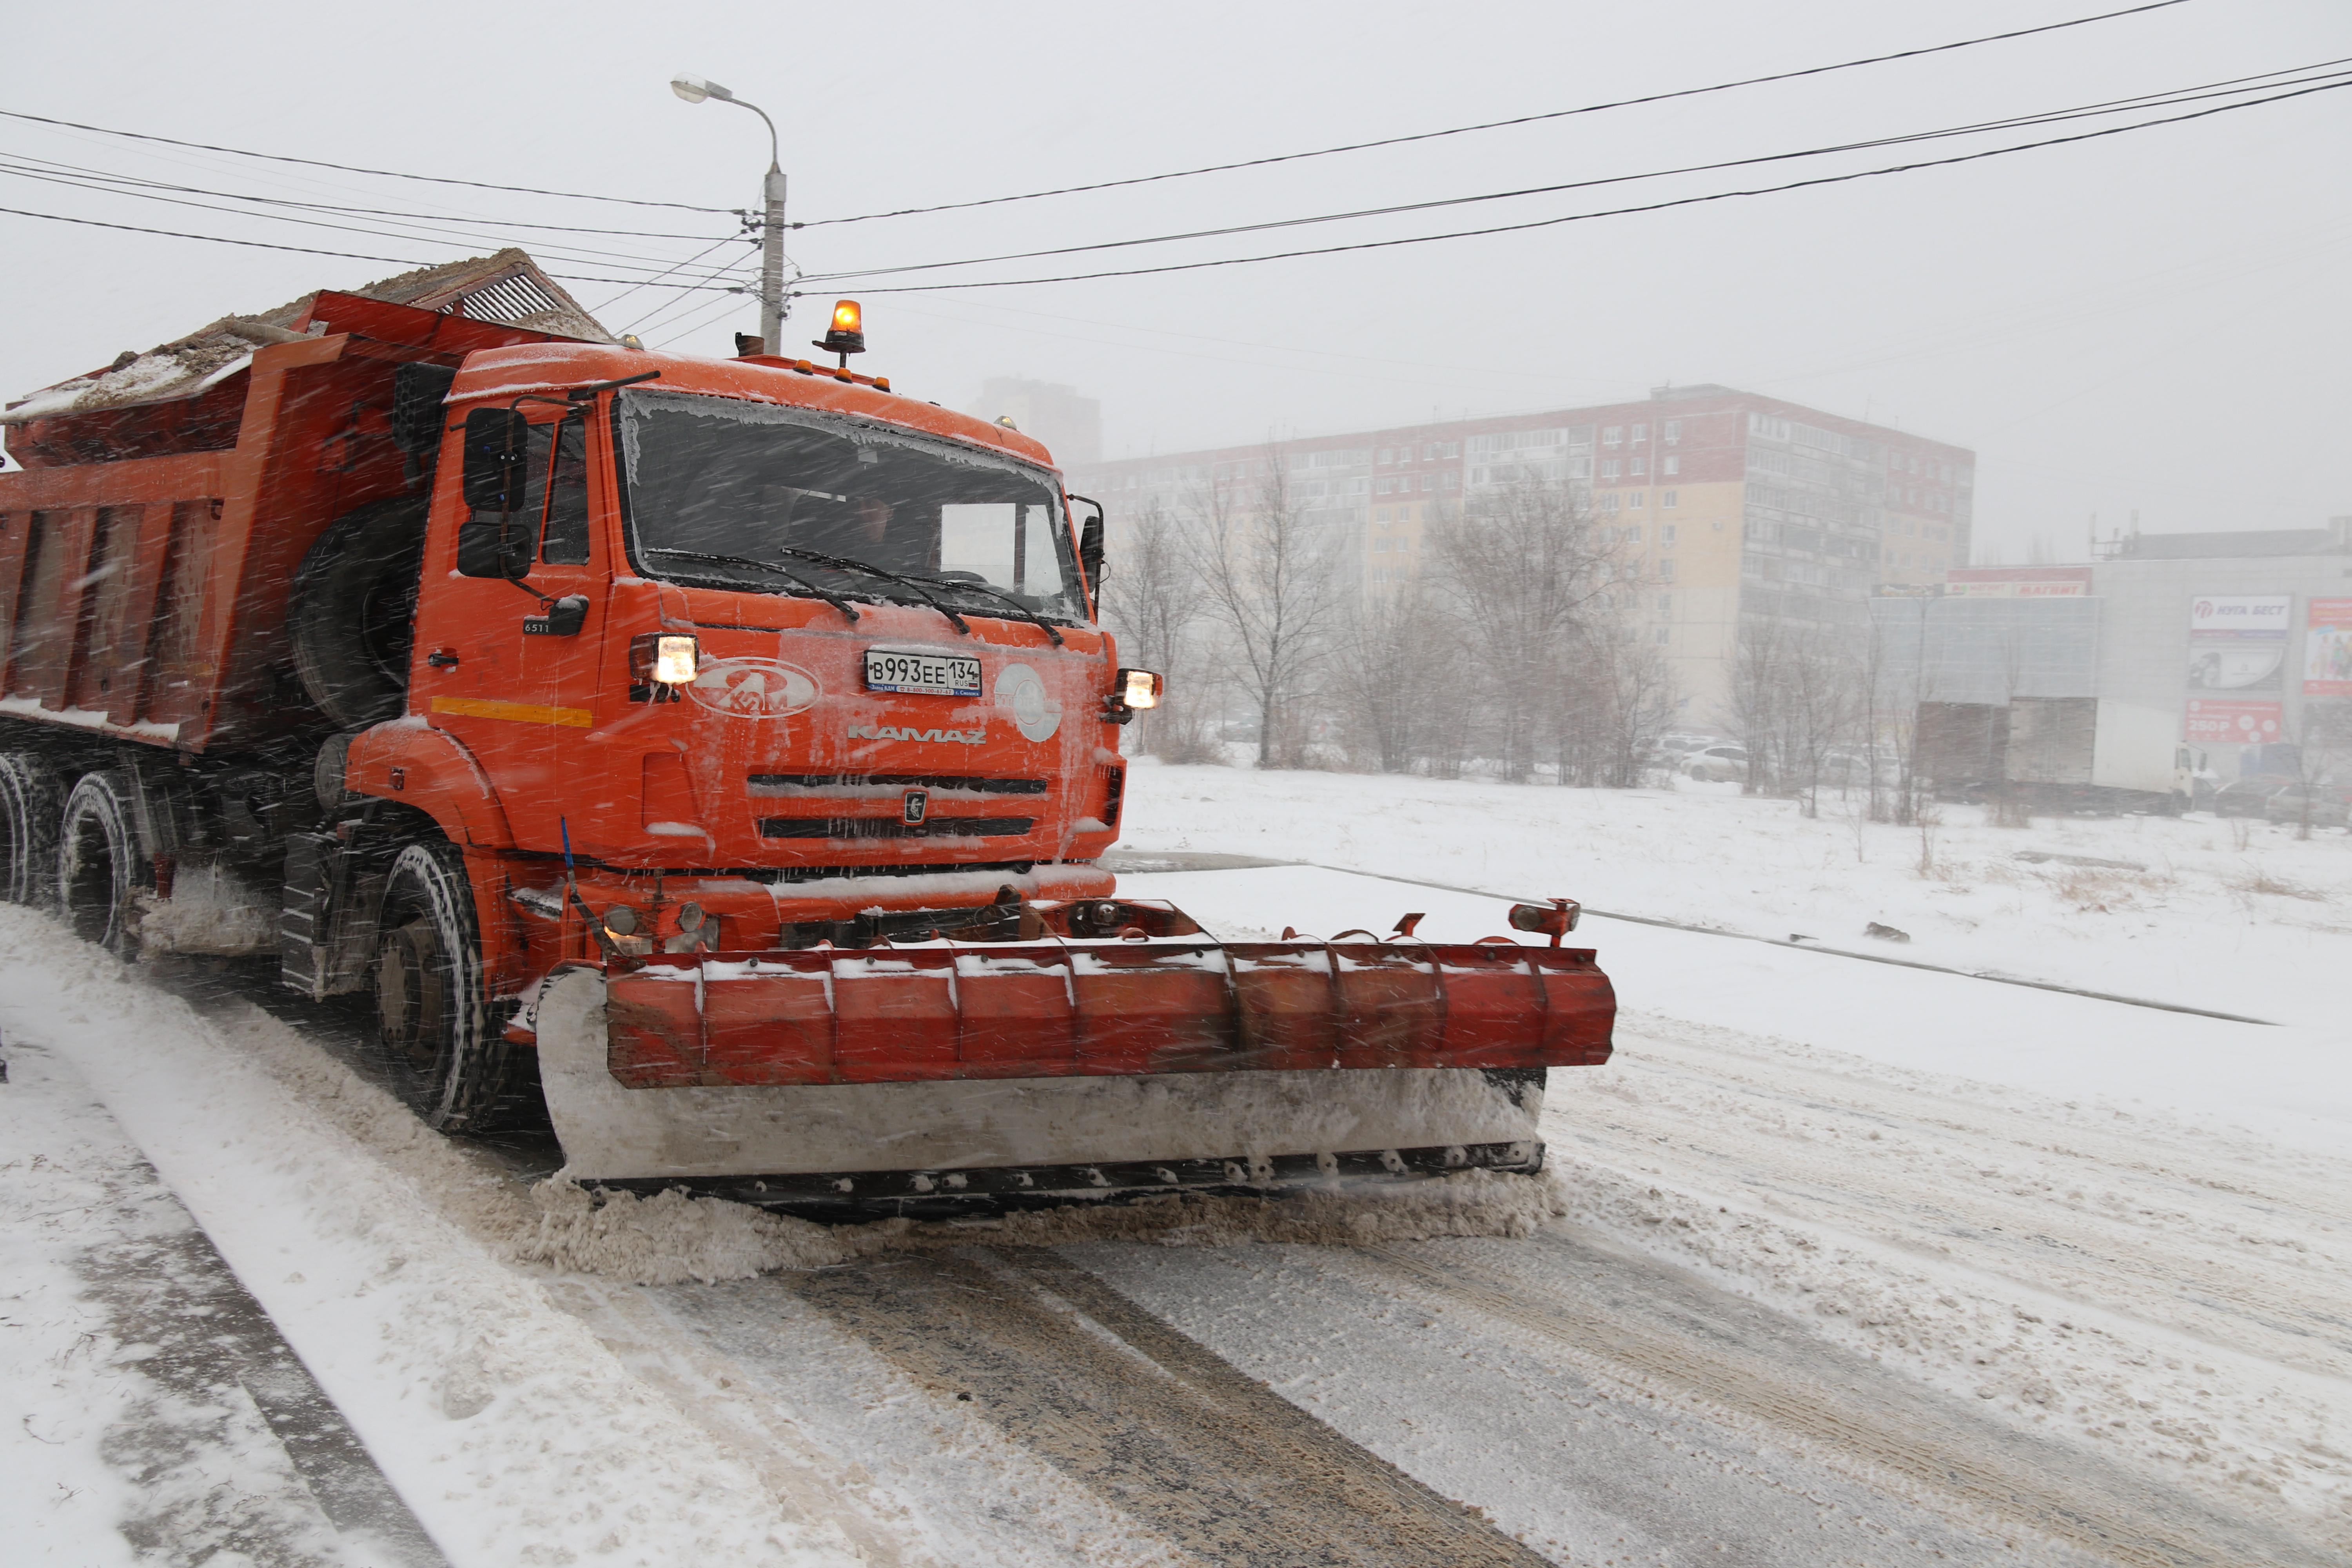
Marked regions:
[615,388,1081,621]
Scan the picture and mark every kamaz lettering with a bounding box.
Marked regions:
[846,724,987,745]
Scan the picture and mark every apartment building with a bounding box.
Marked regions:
[1066,385,1975,720]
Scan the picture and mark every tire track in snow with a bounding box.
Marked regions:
[771,1245,1553,1568]
[1543,1012,2352,1553]
[1589,1014,2352,1379]
[1343,1236,2327,1568]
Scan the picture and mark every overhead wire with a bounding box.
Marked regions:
[0,106,735,212]
[0,158,728,270]
[793,0,2195,227]
[0,203,750,290]
[802,77,2352,296]
[0,149,740,240]
[797,61,2352,286]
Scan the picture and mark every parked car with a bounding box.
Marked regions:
[2262,783,2352,830]
[1683,745,1750,783]
[2212,777,2295,817]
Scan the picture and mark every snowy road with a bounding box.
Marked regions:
[5,846,2348,1565]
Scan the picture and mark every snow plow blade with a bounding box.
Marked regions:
[532,904,1613,1203]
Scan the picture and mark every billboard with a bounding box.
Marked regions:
[2183,697,2283,745]
[2307,597,2352,696]
[2187,593,2290,692]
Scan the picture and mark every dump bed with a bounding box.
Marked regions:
[0,294,582,755]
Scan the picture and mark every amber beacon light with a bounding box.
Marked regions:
[816,299,866,366]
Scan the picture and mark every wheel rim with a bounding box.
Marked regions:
[63,813,118,947]
[377,918,448,1069]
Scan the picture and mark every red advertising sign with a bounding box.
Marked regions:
[2183,698,2283,744]
[2306,597,2352,696]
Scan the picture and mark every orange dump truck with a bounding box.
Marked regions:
[0,258,1613,1212]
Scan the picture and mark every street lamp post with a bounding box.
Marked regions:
[670,74,786,353]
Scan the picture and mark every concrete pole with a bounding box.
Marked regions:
[760,165,788,354]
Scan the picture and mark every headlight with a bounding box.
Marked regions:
[1118,668,1163,709]
[653,635,700,684]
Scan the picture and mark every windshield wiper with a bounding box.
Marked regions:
[756,545,974,637]
[641,548,863,625]
[902,571,1067,647]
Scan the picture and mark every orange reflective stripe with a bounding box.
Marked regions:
[429,696,594,728]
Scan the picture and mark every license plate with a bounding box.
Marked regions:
[864,649,982,697]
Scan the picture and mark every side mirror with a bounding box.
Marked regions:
[456,517,530,579]
[1072,495,1105,592]
[461,407,528,513]
[524,594,589,637]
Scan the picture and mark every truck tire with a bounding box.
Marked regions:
[57,770,149,956]
[288,495,430,730]
[375,838,519,1132]
[0,753,62,906]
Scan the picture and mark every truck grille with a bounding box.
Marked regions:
[759,817,1036,840]
[748,774,1047,795]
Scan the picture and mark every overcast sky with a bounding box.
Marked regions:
[3,0,2345,561]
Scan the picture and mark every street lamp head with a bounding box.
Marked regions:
[669,74,733,104]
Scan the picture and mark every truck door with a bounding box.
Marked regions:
[414,411,608,850]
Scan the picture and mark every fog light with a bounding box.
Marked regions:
[1118,668,1162,709]
[653,635,699,684]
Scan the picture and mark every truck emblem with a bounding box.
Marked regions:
[995,662,1060,742]
[686,658,818,720]
[846,724,985,745]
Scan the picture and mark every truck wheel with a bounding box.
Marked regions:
[57,771,149,955]
[0,753,62,906]
[375,839,518,1132]
[288,495,429,730]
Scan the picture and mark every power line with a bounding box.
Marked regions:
[0,149,739,240]
[0,160,729,272]
[801,61,2347,287]
[0,106,737,213]
[810,78,2350,296]
[0,204,749,290]
[794,0,2194,227]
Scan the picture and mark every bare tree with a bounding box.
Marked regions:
[1189,453,1352,770]
[1330,581,1467,775]
[1427,481,1618,783]
[1100,501,1218,762]
[1726,617,1788,797]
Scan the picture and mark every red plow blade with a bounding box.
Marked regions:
[603,937,1615,1089]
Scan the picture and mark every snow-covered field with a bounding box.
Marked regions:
[1118,762,2352,1033]
[4,762,2348,1565]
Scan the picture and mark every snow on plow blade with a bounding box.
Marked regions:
[534,926,1612,1192]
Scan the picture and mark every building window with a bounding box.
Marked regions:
[1625,524,1642,543]
[1662,455,1679,476]
[1661,490,1679,509]
[1602,426,1622,447]
[1377,448,1394,464]
[1375,538,1391,553]
[1661,524,1677,544]
[1600,492,1621,512]
[1439,472,1459,490]
[1655,626,1671,644]
[1601,459,1620,481]
[1659,559,1675,582]
[1374,508,1389,524]
[1657,593,1672,614]
[1627,491,1645,509]
[1663,421,1681,445]
[1631,423,1647,445]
